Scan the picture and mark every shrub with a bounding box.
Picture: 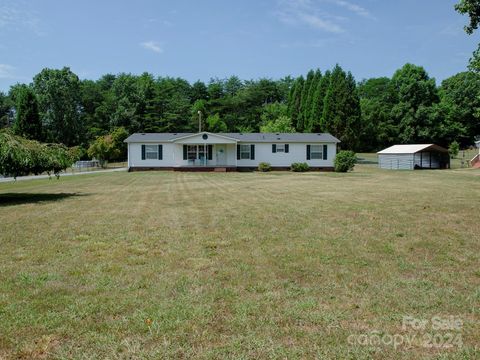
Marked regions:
[334,150,357,172]
[291,162,309,172]
[448,141,459,158]
[258,162,272,172]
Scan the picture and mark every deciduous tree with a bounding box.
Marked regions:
[10,85,42,141]
[33,67,83,146]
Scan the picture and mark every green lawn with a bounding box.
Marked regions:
[0,165,479,359]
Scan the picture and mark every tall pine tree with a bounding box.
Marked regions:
[297,70,315,131]
[287,76,304,131]
[322,65,362,150]
[312,70,331,132]
[304,69,322,132]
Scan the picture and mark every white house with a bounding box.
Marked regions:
[124,132,340,171]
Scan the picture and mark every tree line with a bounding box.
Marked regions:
[0,64,479,155]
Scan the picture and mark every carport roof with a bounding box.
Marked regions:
[377,144,448,154]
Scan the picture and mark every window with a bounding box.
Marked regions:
[310,145,323,159]
[198,145,206,160]
[145,145,158,160]
[187,145,197,160]
[276,144,285,153]
[240,144,251,159]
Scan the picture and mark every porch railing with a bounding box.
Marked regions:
[470,154,479,167]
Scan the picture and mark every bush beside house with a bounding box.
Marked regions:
[334,150,357,172]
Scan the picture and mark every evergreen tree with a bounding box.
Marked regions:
[287,76,304,131]
[298,70,315,131]
[312,70,331,132]
[322,65,362,150]
[191,80,208,102]
[11,85,42,140]
[304,69,322,132]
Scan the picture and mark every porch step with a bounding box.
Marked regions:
[214,167,227,172]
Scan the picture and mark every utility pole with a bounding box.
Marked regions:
[198,110,202,132]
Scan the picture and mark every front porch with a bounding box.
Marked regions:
[173,133,238,168]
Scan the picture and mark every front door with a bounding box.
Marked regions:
[216,145,226,165]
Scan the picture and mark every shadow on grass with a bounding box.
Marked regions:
[0,193,87,206]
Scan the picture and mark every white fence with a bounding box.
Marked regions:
[73,160,101,169]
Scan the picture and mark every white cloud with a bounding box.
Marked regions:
[275,0,345,33]
[333,0,374,19]
[274,0,375,33]
[280,38,333,48]
[0,1,44,36]
[299,13,344,33]
[0,64,15,79]
[140,41,164,53]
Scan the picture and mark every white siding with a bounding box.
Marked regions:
[128,143,176,167]
[128,142,336,168]
[378,154,415,170]
[236,143,336,168]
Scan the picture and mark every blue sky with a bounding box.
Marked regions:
[0,0,478,91]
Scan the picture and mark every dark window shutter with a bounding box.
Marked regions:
[158,145,163,160]
[285,144,289,153]
[208,145,213,160]
[237,144,240,160]
[323,145,327,160]
[272,144,276,153]
[141,145,146,160]
[250,144,255,160]
[183,145,187,160]
[306,145,311,160]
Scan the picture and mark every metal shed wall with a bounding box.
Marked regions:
[378,154,415,170]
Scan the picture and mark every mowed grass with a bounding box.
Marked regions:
[0,165,479,359]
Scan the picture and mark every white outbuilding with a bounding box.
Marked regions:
[377,144,450,170]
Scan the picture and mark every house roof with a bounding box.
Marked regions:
[377,144,448,154]
[124,132,340,143]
